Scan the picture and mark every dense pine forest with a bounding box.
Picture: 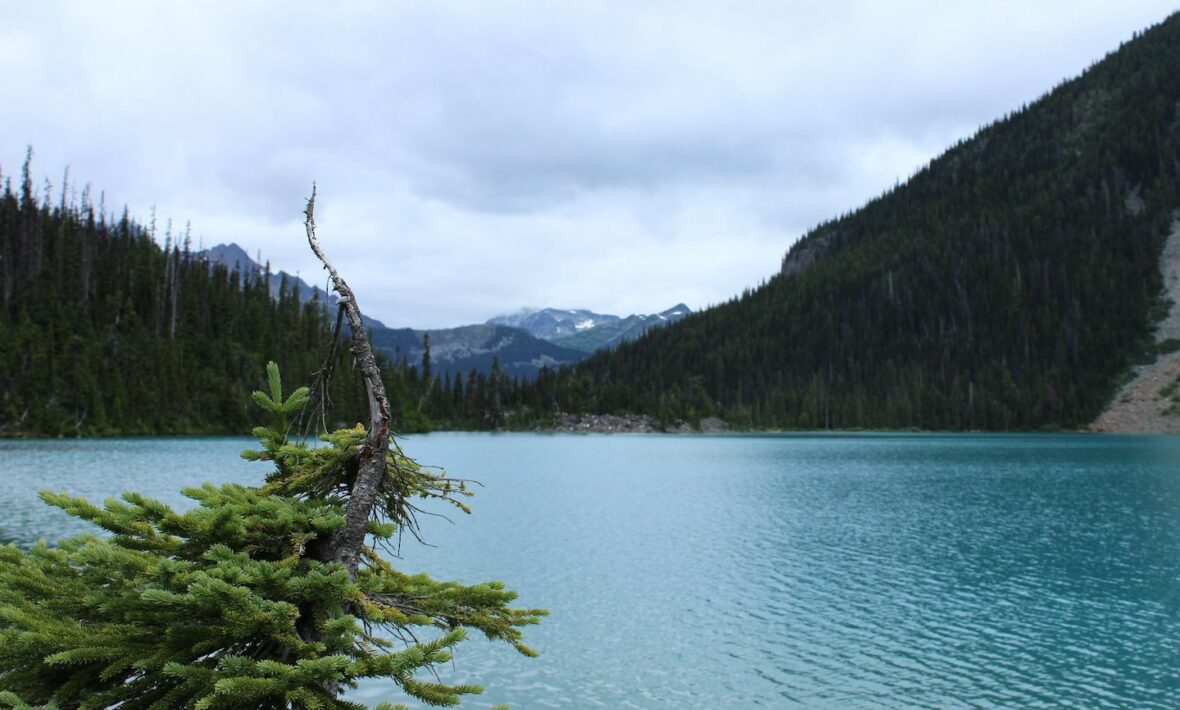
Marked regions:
[0,152,353,435]
[531,13,1180,430]
[7,14,1180,435]
[0,152,565,436]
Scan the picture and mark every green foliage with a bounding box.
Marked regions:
[0,159,499,437]
[1156,338,1180,356]
[0,165,378,437]
[0,364,544,707]
[0,691,59,709]
[1159,373,1180,414]
[523,13,1180,431]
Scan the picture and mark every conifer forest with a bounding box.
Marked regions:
[3,14,1180,435]
[0,153,541,436]
[5,5,1180,710]
[538,13,1180,430]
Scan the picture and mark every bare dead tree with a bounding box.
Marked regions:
[303,185,392,578]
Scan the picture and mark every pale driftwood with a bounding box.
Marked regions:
[303,186,391,577]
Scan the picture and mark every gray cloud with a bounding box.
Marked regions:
[1,0,1175,327]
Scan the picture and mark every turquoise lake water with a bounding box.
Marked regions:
[1,433,1179,708]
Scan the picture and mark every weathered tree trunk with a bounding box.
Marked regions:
[303,186,392,578]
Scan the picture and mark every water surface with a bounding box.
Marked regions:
[2,433,1178,708]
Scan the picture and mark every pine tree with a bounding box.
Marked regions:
[0,195,545,708]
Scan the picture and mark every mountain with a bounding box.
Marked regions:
[487,304,691,353]
[201,243,389,330]
[541,13,1180,430]
[371,324,587,381]
[204,242,255,273]
[204,244,689,378]
[201,244,588,379]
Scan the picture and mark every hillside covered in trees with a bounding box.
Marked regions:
[0,154,569,436]
[0,153,359,435]
[537,13,1180,430]
[7,13,1180,436]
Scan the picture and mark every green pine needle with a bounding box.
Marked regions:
[0,363,544,708]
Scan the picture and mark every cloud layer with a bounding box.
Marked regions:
[2,1,1175,327]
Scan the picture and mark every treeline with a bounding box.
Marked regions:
[383,348,563,431]
[9,14,1180,436]
[0,153,379,436]
[509,12,1180,431]
[0,152,563,436]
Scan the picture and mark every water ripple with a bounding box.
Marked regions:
[3,433,1180,707]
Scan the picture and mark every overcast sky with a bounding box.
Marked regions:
[2,2,1176,328]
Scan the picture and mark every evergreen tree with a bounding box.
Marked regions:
[519,12,1180,432]
[0,364,543,707]
[0,194,545,707]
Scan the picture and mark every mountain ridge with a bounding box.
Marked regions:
[369,323,587,381]
[201,243,683,379]
[487,304,691,352]
[538,12,1180,430]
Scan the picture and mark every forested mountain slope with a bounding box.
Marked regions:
[0,155,375,436]
[0,158,576,436]
[203,242,589,379]
[555,14,1180,430]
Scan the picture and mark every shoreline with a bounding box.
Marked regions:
[4,420,1172,439]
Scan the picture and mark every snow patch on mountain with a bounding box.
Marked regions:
[486,304,691,353]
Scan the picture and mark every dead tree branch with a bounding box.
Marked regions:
[303,185,391,577]
[297,301,346,439]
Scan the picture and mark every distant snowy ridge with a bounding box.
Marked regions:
[199,243,586,378]
[201,242,687,376]
[487,304,691,353]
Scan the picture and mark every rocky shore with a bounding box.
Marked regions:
[539,413,730,434]
[1089,217,1180,434]
[1089,352,1180,433]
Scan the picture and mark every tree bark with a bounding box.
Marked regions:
[303,186,391,577]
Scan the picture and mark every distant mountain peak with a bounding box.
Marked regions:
[199,241,388,329]
[203,243,257,272]
[199,243,688,372]
[487,304,691,352]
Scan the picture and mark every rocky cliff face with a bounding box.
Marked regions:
[780,231,834,277]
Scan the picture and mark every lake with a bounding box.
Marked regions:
[1,433,1179,708]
